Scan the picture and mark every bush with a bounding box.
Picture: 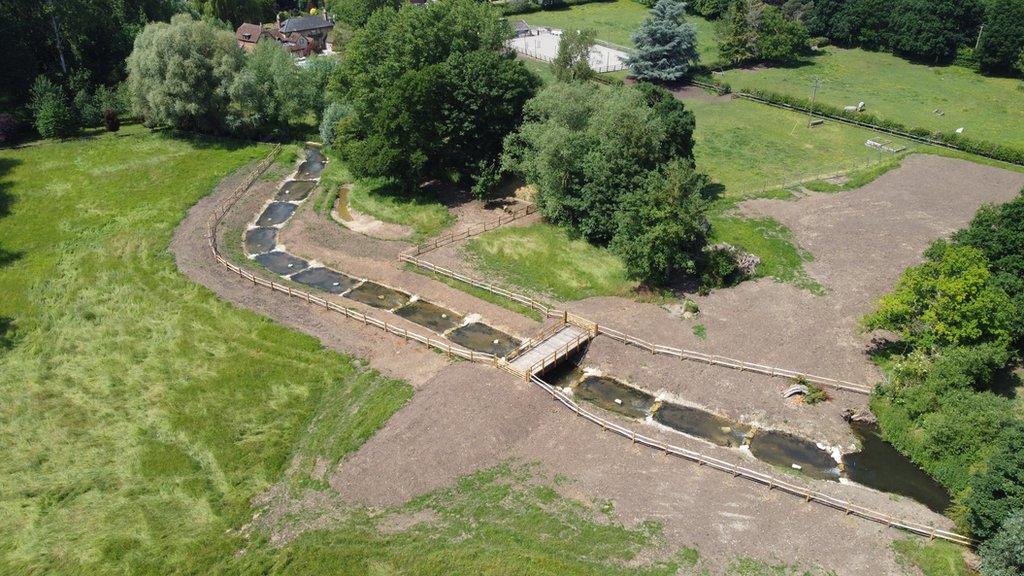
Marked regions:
[29,76,78,139]
[103,110,120,132]
[980,509,1024,576]
[803,383,828,404]
[0,113,16,146]
[699,247,740,292]
[319,102,351,149]
[965,422,1024,540]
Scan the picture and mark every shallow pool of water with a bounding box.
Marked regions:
[653,404,750,448]
[244,227,277,255]
[254,251,309,275]
[256,202,297,226]
[344,281,410,310]
[290,267,361,294]
[447,323,519,356]
[295,158,324,179]
[394,300,463,332]
[749,430,840,481]
[276,180,317,201]
[843,421,951,513]
[574,376,655,419]
[334,186,352,221]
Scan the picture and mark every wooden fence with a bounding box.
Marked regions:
[527,372,974,547]
[404,203,538,256]
[205,146,497,365]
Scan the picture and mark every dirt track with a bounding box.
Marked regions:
[170,153,1024,574]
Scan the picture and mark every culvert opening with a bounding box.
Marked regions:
[447,322,520,357]
[244,227,278,255]
[394,300,463,332]
[256,202,297,227]
[290,267,361,294]
[254,251,309,275]
[276,180,317,201]
[344,282,410,310]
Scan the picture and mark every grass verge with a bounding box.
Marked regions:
[891,539,970,576]
[710,210,823,294]
[403,262,546,321]
[466,223,636,301]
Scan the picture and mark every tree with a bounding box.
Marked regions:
[888,0,982,62]
[126,15,244,134]
[334,0,403,27]
[635,82,696,161]
[692,0,729,18]
[980,509,1024,576]
[319,102,352,149]
[965,422,1024,540]
[628,0,700,82]
[610,160,711,285]
[862,243,1018,351]
[502,82,698,247]
[29,76,78,138]
[190,0,274,27]
[829,0,893,49]
[718,0,756,65]
[976,0,1024,74]
[803,0,844,37]
[227,40,301,135]
[553,29,597,82]
[335,0,537,189]
[756,5,808,63]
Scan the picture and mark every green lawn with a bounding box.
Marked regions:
[685,96,917,199]
[718,46,1024,149]
[466,223,636,300]
[523,0,719,63]
[319,153,454,241]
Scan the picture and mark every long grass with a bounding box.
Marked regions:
[0,127,412,574]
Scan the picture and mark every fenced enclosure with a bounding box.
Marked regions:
[508,29,630,73]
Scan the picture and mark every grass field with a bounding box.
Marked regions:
[466,223,636,300]
[718,46,1024,149]
[522,0,719,62]
[684,97,916,198]
[319,157,454,241]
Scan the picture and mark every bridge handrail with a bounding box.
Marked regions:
[527,373,973,547]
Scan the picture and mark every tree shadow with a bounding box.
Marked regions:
[990,368,1021,400]
[0,317,14,352]
[0,157,23,268]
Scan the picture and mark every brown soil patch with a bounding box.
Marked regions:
[670,84,733,103]
[331,185,414,240]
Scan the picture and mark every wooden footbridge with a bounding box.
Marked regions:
[504,320,593,378]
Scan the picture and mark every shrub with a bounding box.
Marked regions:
[0,113,17,145]
[103,110,120,132]
[965,421,1024,540]
[980,509,1024,576]
[29,76,78,139]
[803,383,828,404]
[319,102,351,149]
[699,247,740,292]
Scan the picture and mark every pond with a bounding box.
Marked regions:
[573,376,655,419]
[344,281,410,310]
[256,202,297,227]
[276,180,317,201]
[447,322,520,357]
[254,251,309,276]
[290,267,361,294]
[394,299,463,333]
[843,421,951,513]
[653,403,750,448]
[244,227,277,255]
[748,430,841,481]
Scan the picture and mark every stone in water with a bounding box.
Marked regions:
[614,398,623,405]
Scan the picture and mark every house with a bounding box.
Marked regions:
[278,14,334,52]
[282,32,311,57]
[235,23,268,51]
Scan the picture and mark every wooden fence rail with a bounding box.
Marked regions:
[403,203,538,257]
[527,373,974,547]
[205,147,497,366]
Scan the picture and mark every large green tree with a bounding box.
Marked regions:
[226,40,303,136]
[126,15,244,134]
[628,0,700,81]
[980,508,1024,576]
[862,243,1017,351]
[552,29,597,82]
[190,0,275,27]
[976,0,1024,74]
[888,0,982,62]
[610,161,711,285]
[965,422,1024,540]
[757,5,808,63]
[334,0,537,189]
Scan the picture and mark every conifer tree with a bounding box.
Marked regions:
[627,0,700,81]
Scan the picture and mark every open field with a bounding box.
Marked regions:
[719,47,1024,149]
[466,223,636,300]
[522,0,719,62]
[0,127,415,573]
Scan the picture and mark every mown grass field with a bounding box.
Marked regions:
[522,0,719,62]
[466,223,636,300]
[718,46,1024,148]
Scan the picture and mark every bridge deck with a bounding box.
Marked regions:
[509,324,590,375]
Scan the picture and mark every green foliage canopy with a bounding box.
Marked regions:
[628,0,700,81]
[976,0,1024,73]
[979,508,1024,576]
[553,29,598,83]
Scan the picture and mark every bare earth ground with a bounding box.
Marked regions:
[170,154,1024,574]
